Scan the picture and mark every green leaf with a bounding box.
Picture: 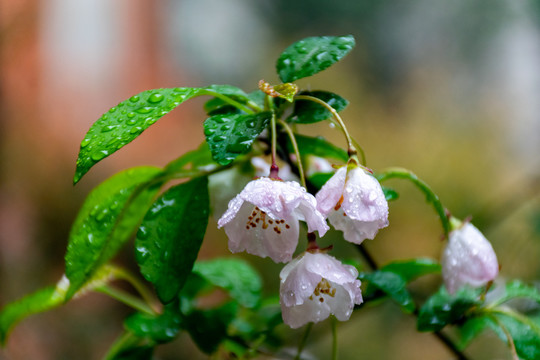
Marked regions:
[360,271,415,313]
[65,167,163,300]
[380,258,441,283]
[458,315,495,350]
[276,35,355,83]
[491,312,540,360]
[288,91,348,124]
[192,258,262,308]
[308,172,334,190]
[492,281,540,307]
[289,134,348,163]
[135,176,210,303]
[382,186,399,201]
[104,332,155,360]
[184,302,238,354]
[204,112,272,165]
[74,85,249,184]
[164,142,215,174]
[417,286,482,332]
[124,303,182,344]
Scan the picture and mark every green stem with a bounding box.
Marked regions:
[278,119,306,188]
[109,266,160,313]
[202,90,258,114]
[331,317,338,360]
[265,95,280,179]
[103,331,147,360]
[95,284,156,316]
[487,313,519,360]
[294,323,313,360]
[294,95,358,158]
[376,167,450,237]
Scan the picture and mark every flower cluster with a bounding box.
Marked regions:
[217,162,388,328]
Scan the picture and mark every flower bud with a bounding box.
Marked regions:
[441,222,499,294]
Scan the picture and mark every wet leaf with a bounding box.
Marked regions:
[288,91,348,124]
[192,258,262,308]
[74,85,249,184]
[65,167,163,299]
[276,35,355,83]
[204,112,271,165]
[135,176,209,303]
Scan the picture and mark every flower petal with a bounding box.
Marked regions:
[315,167,347,217]
[224,203,300,263]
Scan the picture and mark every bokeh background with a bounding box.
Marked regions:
[1,0,540,359]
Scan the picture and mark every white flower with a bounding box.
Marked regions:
[217,178,329,263]
[441,222,499,294]
[279,252,363,328]
[316,166,388,244]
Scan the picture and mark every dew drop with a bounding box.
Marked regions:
[130,126,143,134]
[109,107,117,113]
[212,135,227,142]
[135,107,154,114]
[148,93,164,103]
[91,150,109,161]
[101,125,117,133]
[127,112,136,119]
[126,118,137,125]
[80,138,91,148]
[221,124,232,131]
[204,128,216,136]
[129,95,140,103]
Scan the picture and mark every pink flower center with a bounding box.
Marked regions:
[245,206,291,234]
[309,278,336,303]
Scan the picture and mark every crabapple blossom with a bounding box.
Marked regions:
[217,177,329,263]
[316,165,388,244]
[441,222,499,294]
[279,251,363,328]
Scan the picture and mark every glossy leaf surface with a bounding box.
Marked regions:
[276,35,355,83]
[192,258,262,308]
[380,258,441,282]
[289,134,348,162]
[65,167,163,299]
[135,176,209,303]
[417,287,482,332]
[204,112,271,165]
[124,304,182,344]
[74,85,249,184]
[360,271,415,313]
[289,91,348,124]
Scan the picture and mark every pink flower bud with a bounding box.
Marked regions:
[279,252,363,328]
[316,166,389,244]
[218,178,329,263]
[441,222,499,294]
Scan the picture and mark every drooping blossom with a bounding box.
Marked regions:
[217,177,329,263]
[441,222,499,294]
[279,251,363,328]
[316,165,388,244]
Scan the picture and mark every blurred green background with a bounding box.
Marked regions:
[1,0,539,359]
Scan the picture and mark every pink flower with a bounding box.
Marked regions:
[217,178,329,263]
[441,222,499,294]
[279,252,363,328]
[316,166,389,244]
